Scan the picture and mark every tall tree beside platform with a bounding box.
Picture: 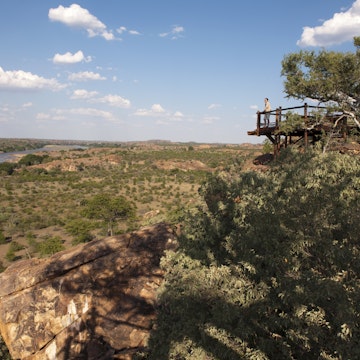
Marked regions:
[281,37,360,128]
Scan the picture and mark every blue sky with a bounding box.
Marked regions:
[0,0,359,144]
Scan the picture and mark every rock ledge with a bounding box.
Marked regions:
[0,223,175,360]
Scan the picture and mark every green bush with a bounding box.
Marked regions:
[9,241,24,252]
[71,232,94,245]
[0,162,17,175]
[18,154,48,166]
[0,231,6,245]
[0,335,11,360]
[262,139,273,154]
[5,250,16,262]
[146,149,360,359]
[38,236,65,257]
[81,194,136,236]
[65,219,95,236]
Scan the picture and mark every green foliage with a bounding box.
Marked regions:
[8,241,24,252]
[65,218,95,236]
[0,138,48,153]
[65,219,95,245]
[71,232,93,245]
[0,335,11,360]
[37,236,65,257]
[0,142,255,263]
[5,240,24,262]
[0,162,17,175]
[262,139,273,154]
[277,111,304,134]
[18,154,48,166]
[281,38,360,116]
[5,250,16,262]
[146,149,360,359]
[26,232,38,254]
[82,193,136,235]
[0,230,6,245]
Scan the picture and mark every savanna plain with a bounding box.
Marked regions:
[0,138,261,269]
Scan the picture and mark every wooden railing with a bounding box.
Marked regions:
[256,103,328,135]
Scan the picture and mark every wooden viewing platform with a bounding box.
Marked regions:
[247,103,357,155]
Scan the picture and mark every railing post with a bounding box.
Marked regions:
[274,107,282,155]
[276,107,282,129]
[256,111,261,136]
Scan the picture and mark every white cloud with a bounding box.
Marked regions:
[159,25,184,39]
[116,26,141,40]
[53,50,92,64]
[49,4,114,40]
[37,107,114,122]
[36,113,51,120]
[0,66,65,91]
[22,102,33,108]
[95,94,131,108]
[208,103,221,110]
[297,0,360,47]
[132,104,186,122]
[71,89,98,99]
[202,116,219,124]
[128,30,141,35]
[71,90,131,108]
[173,111,184,117]
[117,26,127,34]
[68,71,106,81]
[133,103,166,116]
[151,104,165,113]
[65,107,113,119]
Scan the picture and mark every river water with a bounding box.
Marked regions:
[0,145,86,163]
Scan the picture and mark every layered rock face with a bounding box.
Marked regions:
[0,223,175,360]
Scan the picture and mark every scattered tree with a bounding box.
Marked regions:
[81,194,136,236]
[0,162,17,175]
[18,154,48,166]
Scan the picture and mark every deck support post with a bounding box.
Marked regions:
[256,111,261,136]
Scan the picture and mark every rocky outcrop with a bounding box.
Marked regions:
[0,223,176,360]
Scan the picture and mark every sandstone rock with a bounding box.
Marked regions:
[0,223,176,360]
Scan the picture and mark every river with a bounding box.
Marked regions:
[0,145,87,163]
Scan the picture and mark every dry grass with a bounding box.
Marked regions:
[0,142,262,268]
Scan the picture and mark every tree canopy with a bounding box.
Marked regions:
[144,149,360,359]
[281,37,360,128]
[81,194,136,236]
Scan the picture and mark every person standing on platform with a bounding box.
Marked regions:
[264,97,271,127]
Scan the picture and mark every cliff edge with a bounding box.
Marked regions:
[0,223,176,360]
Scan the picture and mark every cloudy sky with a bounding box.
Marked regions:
[0,0,359,143]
